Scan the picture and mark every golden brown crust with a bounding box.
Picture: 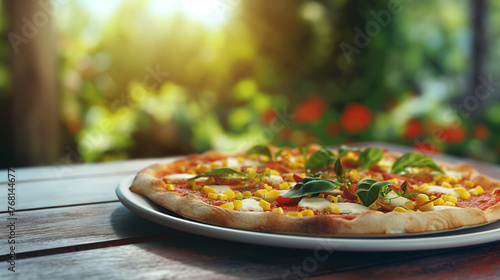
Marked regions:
[130,149,500,235]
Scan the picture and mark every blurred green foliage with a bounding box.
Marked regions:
[14,0,500,162]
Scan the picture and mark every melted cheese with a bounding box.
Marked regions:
[163,173,204,183]
[237,199,263,212]
[264,175,284,186]
[380,192,411,209]
[206,185,231,194]
[433,205,459,211]
[298,197,370,214]
[214,157,263,168]
[425,186,459,197]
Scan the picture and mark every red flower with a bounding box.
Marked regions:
[442,124,466,144]
[326,121,340,137]
[403,118,423,140]
[340,103,372,134]
[262,109,277,124]
[473,124,489,140]
[413,142,440,156]
[293,95,328,124]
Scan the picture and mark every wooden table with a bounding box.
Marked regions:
[1,142,500,280]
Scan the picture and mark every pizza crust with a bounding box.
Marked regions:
[130,150,500,235]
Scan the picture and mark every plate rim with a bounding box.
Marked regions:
[116,176,500,251]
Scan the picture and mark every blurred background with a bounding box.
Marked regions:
[1,0,499,168]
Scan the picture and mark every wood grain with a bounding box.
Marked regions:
[0,156,180,184]
[0,174,128,211]
[311,242,500,280]
[2,234,499,280]
[0,202,177,256]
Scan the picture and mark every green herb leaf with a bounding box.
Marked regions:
[305,147,337,171]
[284,177,343,198]
[246,145,272,160]
[189,167,246,180]
[400,180,409,193]
[274,147,284,160]
[357,147,383,170]
[356,178,394,206]
[334,158,343,177]
[391,152,444,174]
[338,145,360,157]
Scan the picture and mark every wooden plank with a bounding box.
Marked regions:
[2,235,499,280]
[0,156,180,184]
[0,174,129,211]
[311,242,500,280]
[0,202,177,256]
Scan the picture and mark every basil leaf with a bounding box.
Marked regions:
[357,147,383,170]
[400,180,409,193]
[246,145,272,160]
[284,177,343,198]
[305,147,337,171]
[338,145,360,157]
[334,158,343,177]
[189,167,246,180]
[274,147,284,160]
[391,152,444,174]
[356,178,394,206]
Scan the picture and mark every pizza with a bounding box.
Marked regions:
[130,144,500,235]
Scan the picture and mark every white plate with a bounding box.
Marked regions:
[116,176,500,251]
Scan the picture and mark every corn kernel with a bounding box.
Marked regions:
[443,195,458,204]
[222,160,229,167]
[470,186,484,196]
[405,201,414,210]
[444,201,456,206]
[272,207,284,214]
[419,184,429,192]
[287,211,303,217]
[388,178,399,185]
[246,167,256,174]
[187,169,196,174]
[434,198,445,205]
[186,179,195,187]
[270,169,280,176]
[327,204,341,214]
[192,184,202,190]
[412,185,420,191]
[205,177,215,185]
[217,194,228,200]
[299,173,306,177]
[243,191,252,197]
[264,190,280,201]
[259,199,271,211]
[211,163,221,169]
[419,201,434,211]
[223,189,235,200]
[201,186,216,196]
[416,194,429,206]
[453,184,462,189]
[231,166,241,171]
[430,195,437,200]
[248,154,259,161]
[254,189,268,197]
[263,184,273,191]
[336,195,344,202]
[464,180,475,188]
[326,195,337,202]
[235,192,243,199]
[164,184,175,191]
[285,173,295,182]
[178,166,186,172]
[279,182,290,190]
[208,193,218,199]
[318,193,325,199]
[393,207,407,212]
[233,200,243,210]
[441,182,452,188]
[261,156,270,163]
[350,169,359,179]
[237,157,245,163]
[301,210,315,216]
[220,202,234,210]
